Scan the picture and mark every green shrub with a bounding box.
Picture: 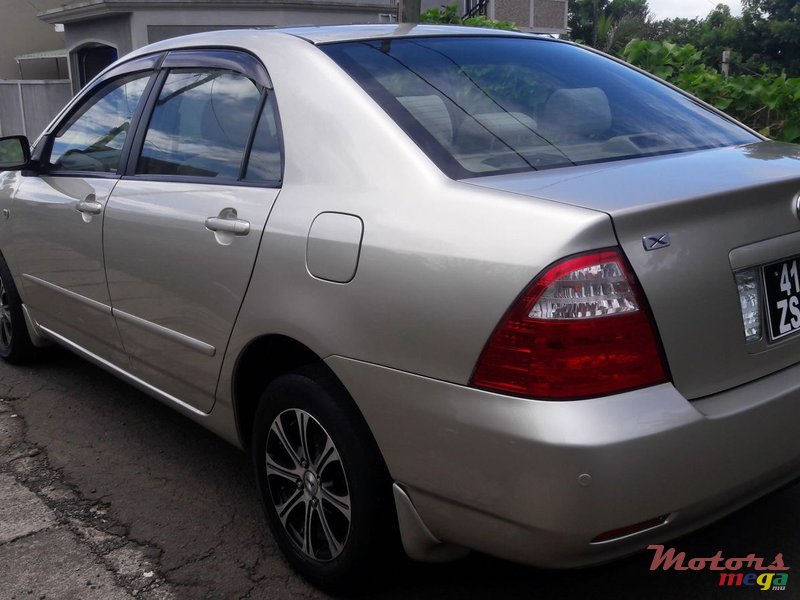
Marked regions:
[623,39,800,143]
[420,2,516,30]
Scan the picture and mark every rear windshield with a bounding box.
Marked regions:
[322,36,758,178]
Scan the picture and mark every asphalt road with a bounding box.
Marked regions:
[1,349,798,599]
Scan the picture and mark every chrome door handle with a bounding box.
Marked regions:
[205,216,250,235]
[76,200,103,215]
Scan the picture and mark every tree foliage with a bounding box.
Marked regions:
[421,0,800,144]
[624,39,800,142]
[622,1,800,76]
[420,3,516,29]
[568,0,654,51]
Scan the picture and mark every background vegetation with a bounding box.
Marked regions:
[420,2,516,28]
[424,0,800,143]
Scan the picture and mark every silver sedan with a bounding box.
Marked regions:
[0,24,798,593]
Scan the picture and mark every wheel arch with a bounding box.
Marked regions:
[231,334,380,457]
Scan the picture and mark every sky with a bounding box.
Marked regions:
[647,0,742,19]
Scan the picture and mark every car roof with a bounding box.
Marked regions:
[127,24,541,59]
[277,24,533,44]
[110,24,559,87]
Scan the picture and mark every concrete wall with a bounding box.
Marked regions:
[0,0,65,80]
[53,4,395,89]
[420,0,567,31]
[0,81,72,139]
[491,0,567,31]
[129,6,395,49]
[64,14,134,58]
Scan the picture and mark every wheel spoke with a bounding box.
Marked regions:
[1,319,11,346]
[297,409,311,466]
[313,437,337,474]
[320,485,351,520]
[302,497,314,557]
[0,279,10,347]
[315,502,344,557]
[265,452,302,484]
[270,415,303,469]
[276,489,305,524]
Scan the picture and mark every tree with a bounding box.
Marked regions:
[568,0,654,52]
[695,4,745,70]
[419,2,516,29]
[568,0,604,44]
[742,0,800,74]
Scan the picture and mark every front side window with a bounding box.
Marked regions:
[322,37,759,178]
[137,69,262,179]
[49,74,150,173]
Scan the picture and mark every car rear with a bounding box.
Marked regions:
[312,29,800,566]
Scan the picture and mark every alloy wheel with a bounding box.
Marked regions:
[0,277,12,350]
[265,408,351,561]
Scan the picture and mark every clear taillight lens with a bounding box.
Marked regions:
[735,269,761,342]
[470,248,669,400]
[529,260,638,319]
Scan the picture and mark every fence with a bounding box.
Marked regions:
[0,80,72,141]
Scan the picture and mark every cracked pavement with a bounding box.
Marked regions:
[1,349,799,599]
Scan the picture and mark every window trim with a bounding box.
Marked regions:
[161,49,271,89]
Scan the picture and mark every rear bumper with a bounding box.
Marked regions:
[327,355,800,567]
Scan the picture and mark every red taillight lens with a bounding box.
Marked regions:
[470,248,668,400]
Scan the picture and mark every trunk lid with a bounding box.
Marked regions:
[465,141,800,400]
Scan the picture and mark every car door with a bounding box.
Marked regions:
[103,50,282,413]
[4,62,156,366]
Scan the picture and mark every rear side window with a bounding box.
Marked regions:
[245,93,282,183]
[137,69,262,179]
[322,37,758,178]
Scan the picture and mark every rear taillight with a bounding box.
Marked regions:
[470,248,668,400]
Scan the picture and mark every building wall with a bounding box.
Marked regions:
[64,14,134,58]
[491,0,567,31]
[492,0,531,25]
[129,6,395,49]
[533,0,567,30]
[0,0,65,80]
[419,0,568,32]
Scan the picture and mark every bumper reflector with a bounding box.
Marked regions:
[590,514,669,544]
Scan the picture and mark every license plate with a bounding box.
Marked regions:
[763,256,800,341]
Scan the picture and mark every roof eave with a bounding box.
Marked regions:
[38,0,395,24]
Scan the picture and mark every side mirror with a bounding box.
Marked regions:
[0,136,32,171]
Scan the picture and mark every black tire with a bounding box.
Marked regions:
[0,254,37,364]
[252,365,399,593]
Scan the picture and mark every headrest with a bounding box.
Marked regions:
[397,95,453,145]
[541,87,611,141]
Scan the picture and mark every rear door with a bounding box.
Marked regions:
[103,50,283,413]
